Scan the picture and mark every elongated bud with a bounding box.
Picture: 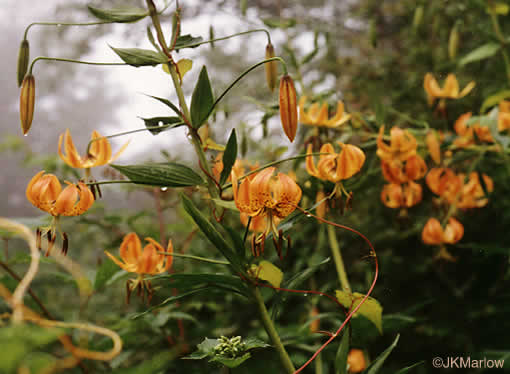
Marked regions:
[279,74,298,142]
[412,6,424,31]
[448,24,460,61]
[265,42,278,92]
[17,39,30,87]
[20,74,35,135]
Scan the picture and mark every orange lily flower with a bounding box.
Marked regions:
[240,213,281,233]
[347,349,367,373]
[26,171,94,217]
[105,233,173,275]
[422,217,464,245]
[58,128,129,169]
[299,97,351,128]
[380,182,422,208]
[453,113,493,147]
[424,73,475,106]
[456,172,493,209]
[376,126,417,162]
[381,154,427,184]
[306,142,365,183]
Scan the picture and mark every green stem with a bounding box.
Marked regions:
[28,56,125,74]
[327,224,351,292]
[87,180,133,186]
[24,21,111,39]
[156,252,229,265]
[251,286,296,374]
[180,29,272,49]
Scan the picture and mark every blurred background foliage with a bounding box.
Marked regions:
[1,0,510,373]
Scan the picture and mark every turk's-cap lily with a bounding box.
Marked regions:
[26,171,94,217]
[380,181,422,208]
[381,154,427,184]
[58,129,129,169]
[299,96,351,128]
[105,232,173,275]
[453,112,493,147]
[306,142,365,183]
[422,217,464,245]
[376,126,417,162]
[424,73,475,106]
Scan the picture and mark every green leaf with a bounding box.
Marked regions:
[262,17,297,28]
[146,26,161,53]
[335,328,350,374]
[173,34,204,50]
[481,90,510,113]
[154,273,248,296]
[212,353,251,368]
[87,5,148,23]
[110,46,167,67]
[94,257,123,290]
[365,334,400,374]
[336,290,383,334]
[109,351,177,374]
[243,338,270,350]
[395,361,425,374]
[181,194,244,273]
[143,94,182,117]
[140,116,183,135]
[210,198,238,211]
[224,226,246,260]
[219,129,237,185]
[190,66,214,128]
[459,42,501,66]
[111,162,204,187]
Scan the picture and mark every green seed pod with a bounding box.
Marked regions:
[17,39,30,87]
[448,24,460,60]
[265,42,278,92]
[412,6,424,31]
[20,74,35,135]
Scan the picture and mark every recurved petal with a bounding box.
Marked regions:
[88,131,111,166]
[53,183,79,216]
[459,80,475,98]
[70,182,95,216]
[380,183,402,208]
[26,170,46,206]
[424,73,441,105]
[421,218,444,245]
[273,172,302,218]
[110,139,130,163]
[376,126,393,160]
[305,144,320,178]
[250,167,275,209]
[443,74,460,97]
[405,155,427,181]
[119,233,142,266]
[403,181,422,207]
[139,243,158,274]
[443,218,464,244]
[336,143,365,180]
[316,103,329,125]
[104,251,132,272]
[381,160,407,184]
[61,129,84,168]
[425,131,441,165]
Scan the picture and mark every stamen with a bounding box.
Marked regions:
[62,232,69,255]
[46,231,55,257]
[36,228,41,250]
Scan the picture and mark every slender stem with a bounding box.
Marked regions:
[180,29,271,49]
[87,180,133,186]
[327,224,351,292]
[29,56,126,74]
[25,21,111,39]
[251,286,296,374]
[157,251,229,265]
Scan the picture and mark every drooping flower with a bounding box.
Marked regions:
[453,112,493,147]
[380,155,427,184]
[26,171,94,217]
[306,142,365,183]
[105,233,173,275]
[422,217,464,245]
[423,73,475,106]
[58,129,129,169]
[347,349,367,373]
[299,97,351,128]
[380,182,422,208]
[376,126,417,162]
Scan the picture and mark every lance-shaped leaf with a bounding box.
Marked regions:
[143,94,182,117]
[111,162,204,187]
[336,290,383,334]
[110,46,167,67]
[219,129,237,185]
[190,66,214,128]
[87,6,148,23]
[140,116,183,135]
[365,334,400,374]
[181,194,244,273]
[335,328,350,374]
[459,42,501,67]
[174,34,204,50]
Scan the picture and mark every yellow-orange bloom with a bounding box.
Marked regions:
[422,217,464,245]
[232,167,302,219]
[456,172,493,209]
[453,112,493,147]
[299,97,351,128]
[105,233,173,275]
[381,155,427,184]
[425,130,442,165]
[376,126,417,162]
[347,349,367,373]
[424,73,475,106]
[58,129,129,169]
[380,182,422,208]
[26,171,94,217]
[306,142,365,183]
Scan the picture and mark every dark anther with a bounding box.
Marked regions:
[36,228,42,250]
[125,281,131,305]
[251,236,256,257]
[260,233,266,256]
[46,231,55,257]
[346,191,353,210]
[62,232,69,255]
[96,183,102,199]
[90,185,97,200]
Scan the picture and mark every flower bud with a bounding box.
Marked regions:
[412,6,424,31]
[347,349,367,373]
[279,74,298,142]
[448,23,460,61]
[265,42,278,92]
[17,39,30,87]
[20,74,35,135]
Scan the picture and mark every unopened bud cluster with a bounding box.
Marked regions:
[213,336,246,358]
